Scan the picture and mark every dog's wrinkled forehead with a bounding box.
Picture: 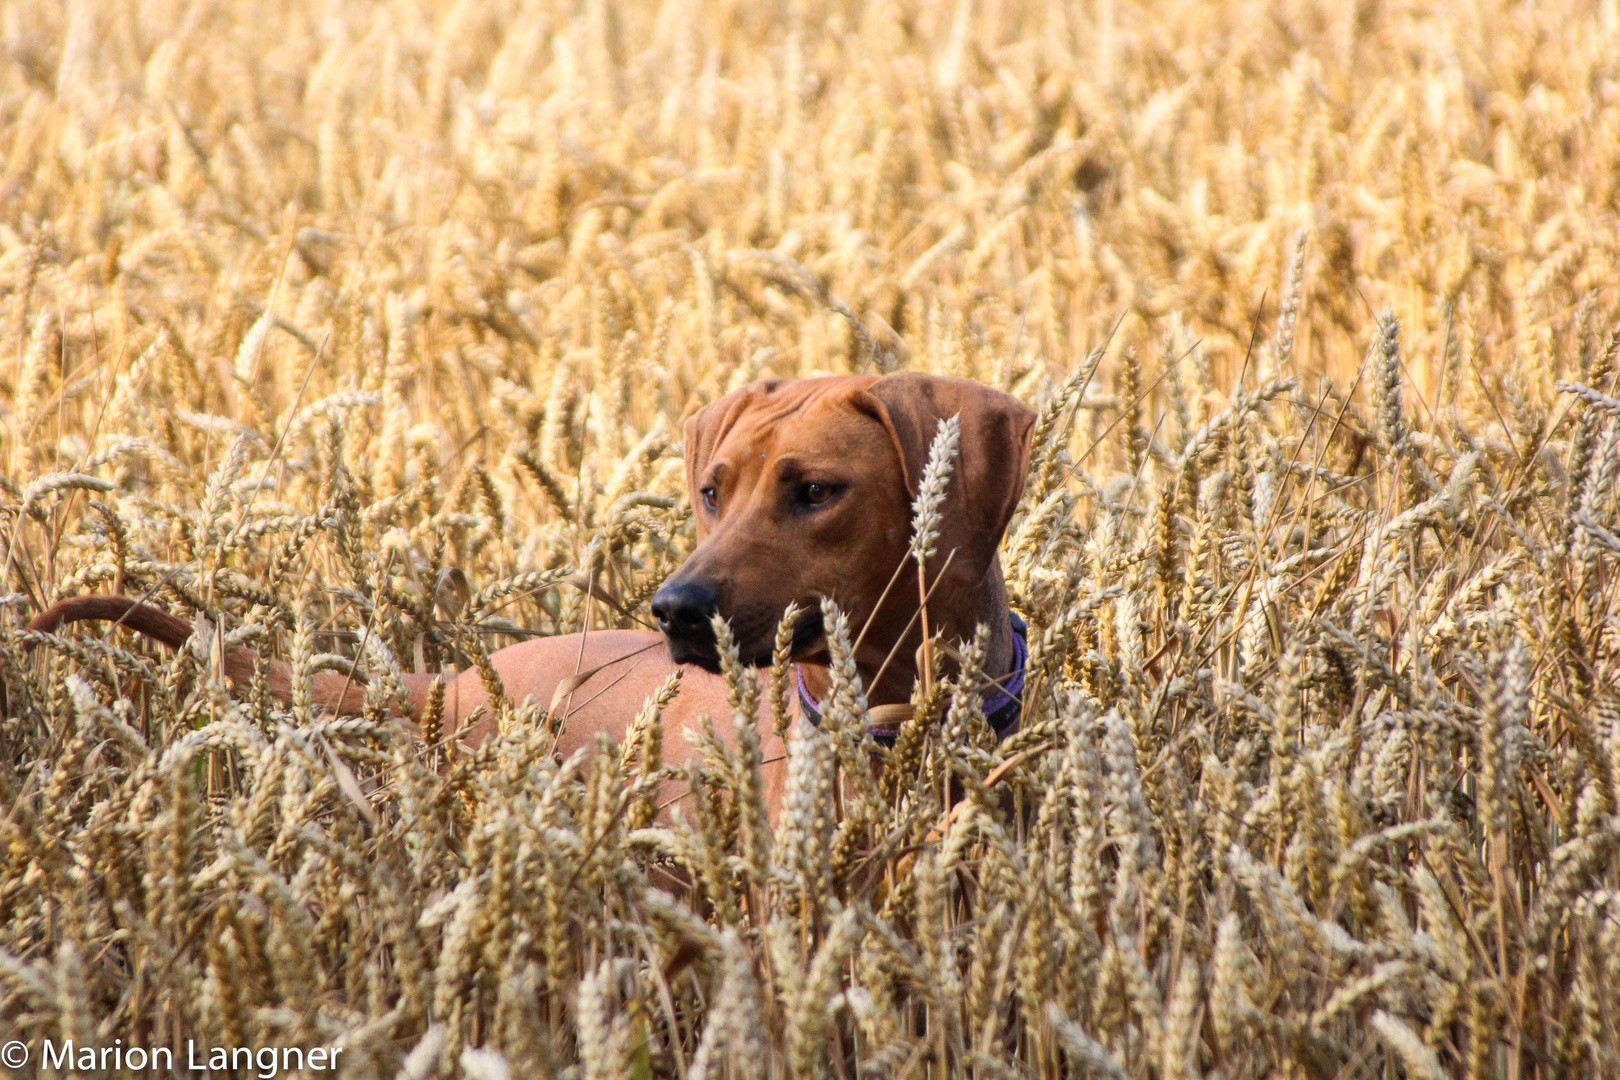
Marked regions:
[684,377,885,497]
[721,382,885,465]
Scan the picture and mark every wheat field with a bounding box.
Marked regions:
[3,0,1620,1076]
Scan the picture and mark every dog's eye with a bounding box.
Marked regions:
[801,482,835,506]
[700,487,719,512]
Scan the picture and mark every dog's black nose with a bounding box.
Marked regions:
[651,580,719,640]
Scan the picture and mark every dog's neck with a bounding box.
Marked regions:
[801,558,1015,708]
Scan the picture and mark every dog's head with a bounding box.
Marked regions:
[651,372,1036,674]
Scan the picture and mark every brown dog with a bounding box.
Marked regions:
[28,372,1036,811]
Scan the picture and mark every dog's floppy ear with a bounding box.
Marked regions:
[857,372,1037,580]
[682,380,785,538]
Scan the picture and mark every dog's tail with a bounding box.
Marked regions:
[24,594,372,715]
[28,594,194,648]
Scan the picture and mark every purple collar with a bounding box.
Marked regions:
[795,612,1029,742]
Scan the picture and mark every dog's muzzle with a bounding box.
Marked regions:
[652,580,825,672]
[651,579,722,670]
